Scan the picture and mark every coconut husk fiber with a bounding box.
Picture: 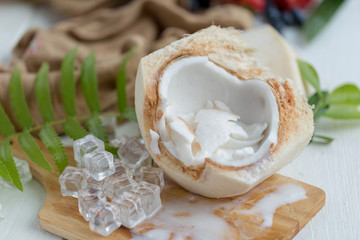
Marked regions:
[0,0,254,132]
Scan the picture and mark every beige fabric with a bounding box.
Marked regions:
[1,0,253,131]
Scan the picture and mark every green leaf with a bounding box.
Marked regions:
[328,84,360,105]
[0,156,11,182]
[18,130,53,171]
[311,134,334,144]
[314,106,330,119]
[297,59,321,96]
[323,105,360,119]
[105,143,118,157]
[9,68,34,129]
[0,104,15,138]
[63,117,88,140]
[0,139,23,191]
[80,52,101,113]
[61,48,78,117]
[121,108,137,122]
[117,46,135,114]
[39,123,68,173]
[308,91,330,119]
[308,91,329,108]
[304,0,345,41]
[35,63,54,122]
[86,114,108,142]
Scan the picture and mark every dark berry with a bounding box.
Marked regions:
[292,8,306,26]
[189,0,200,11]
[265,0,285,33]
[197,0,211,8]
[282,11,295,25]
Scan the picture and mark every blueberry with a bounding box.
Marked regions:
[281,8,306,26]
[189,0,210,11]
[292,8,306,26]
[265,0,285,33]
[282,11,296,26]
[197,0,210,8]
[189,0,200,12]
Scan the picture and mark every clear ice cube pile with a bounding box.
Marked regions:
[84,149,115,181]
[112,191,146,228]
[59,166,83,198]
[117,137,152,173]
[89,201,121,236]
[135,167,164,191]
[58,135,164,236]
[0,157,32,188]
[104,172,136,199]
[74,135,104,167]
[78,188,106,221]
[130,181,161,216]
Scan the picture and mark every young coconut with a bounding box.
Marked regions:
[242,25,308,95]
[135,26,314,198]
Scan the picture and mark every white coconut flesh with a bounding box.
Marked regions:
[155,56,279,168]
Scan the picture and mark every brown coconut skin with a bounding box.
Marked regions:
[135,26,314,198]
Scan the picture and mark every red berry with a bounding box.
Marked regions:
[218,0,266,12]
[241,0,266,11]
[273,0,314,10]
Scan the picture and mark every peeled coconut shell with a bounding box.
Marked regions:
[135,25,314,198]
[242,25,308,95]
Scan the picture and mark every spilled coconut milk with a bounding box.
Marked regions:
[131,181,307,240]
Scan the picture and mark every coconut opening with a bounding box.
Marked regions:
[155,56,279,167]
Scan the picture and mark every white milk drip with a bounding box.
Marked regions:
[131,183,307,240]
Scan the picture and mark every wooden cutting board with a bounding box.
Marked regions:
[11,137,325,240]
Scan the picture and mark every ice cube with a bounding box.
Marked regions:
[113,159,131,176]
[89,202,121,236]
[112,191,146,228]
[104,172,136,199]
[78,188,106,221]
[0,177,12,188]
[84,149,115,181]
[81,174,105,191]
[130,181,162,217]
[109,136,129,148]
[117,138,151,173]
[0,203,4,222]
[0,158,32,189]
[58,166,83,198]
[135,167,164,191]
[14,157,32,184]
[74,135,105,167]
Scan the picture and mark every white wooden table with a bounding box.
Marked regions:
[0,0,359,239]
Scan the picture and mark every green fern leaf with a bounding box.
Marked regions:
[61,48,77,117]
[105,143,118,157]
[35,63,54,122]
[121,108,137,122]
[80,52,101,113]
[0,104,15,138]
[86,114,108,142]
[19,130,53,171]
[0,139,23,191]
[9,68,34,129]
[0,157,11,182]
[63,117,88,140]
[39,123,68,173]
[116,46,135,114]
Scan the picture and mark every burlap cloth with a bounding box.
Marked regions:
[0,0,253,131]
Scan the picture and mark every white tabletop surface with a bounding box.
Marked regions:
[0,0,359,239]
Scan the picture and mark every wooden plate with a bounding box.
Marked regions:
[11,137,325,240]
